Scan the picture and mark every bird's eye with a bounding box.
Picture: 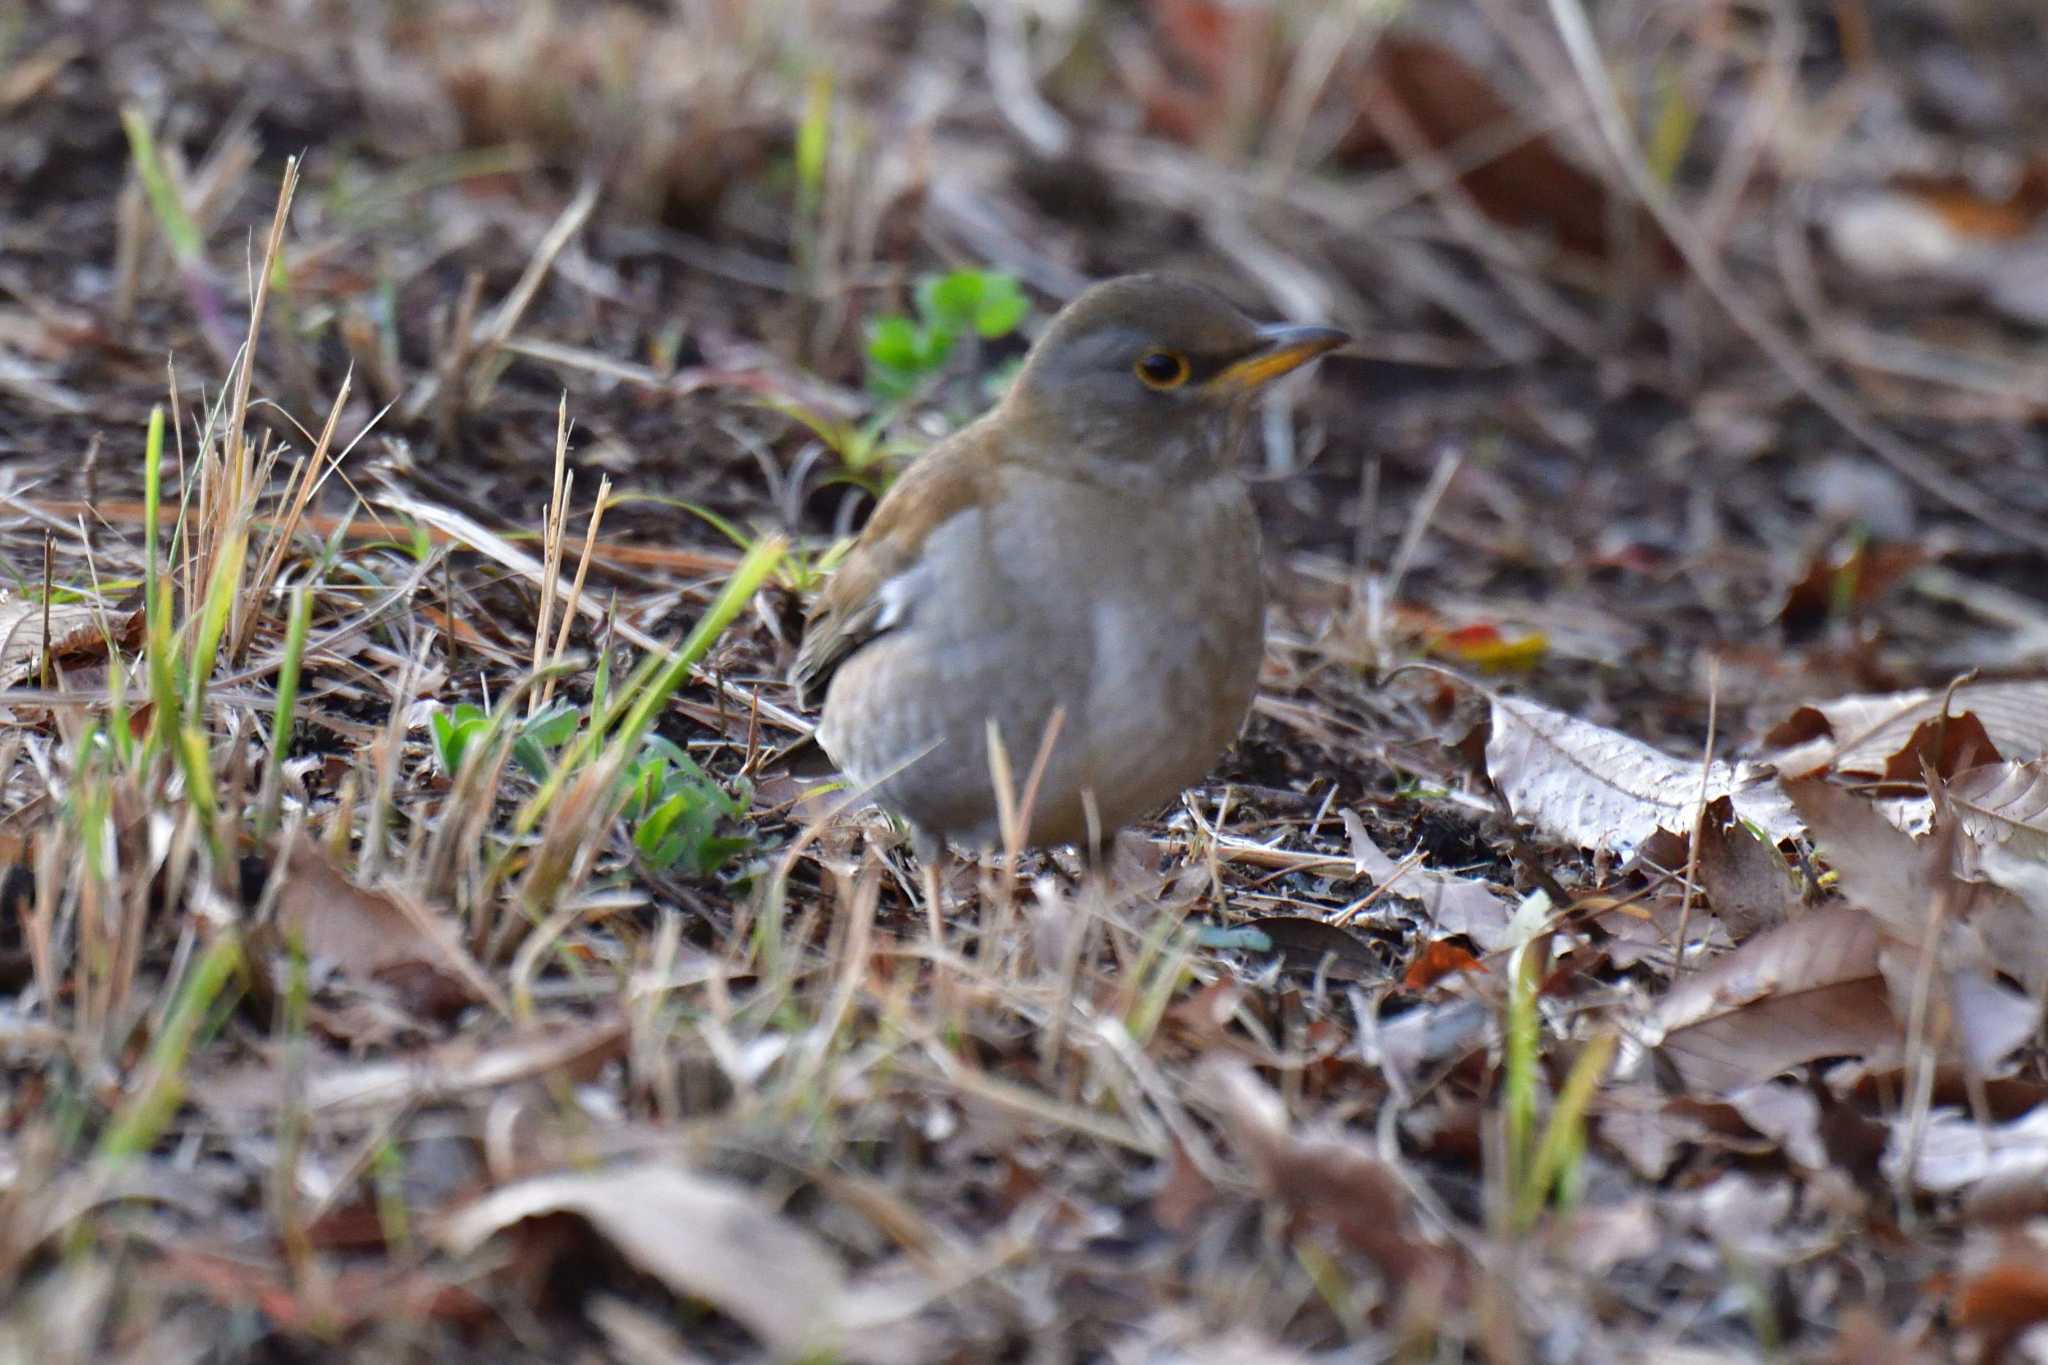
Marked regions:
[1134,350,1191,390]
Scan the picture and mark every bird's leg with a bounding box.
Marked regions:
[1077,789,1111,905]
[912,826,946,950]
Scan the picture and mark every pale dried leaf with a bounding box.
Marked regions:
[440,1164,922,1363]
[1654,907,1900,1094]
[1946,966,2042,1077]
[1785,778,1936,943]
[1891,1105,2048,1204]
[1341,810,1513,950]
[0,591,133,688]
[1486,696,1800,857]
[1953,762,2048,858]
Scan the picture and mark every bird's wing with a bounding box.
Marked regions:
[791,440,995,709]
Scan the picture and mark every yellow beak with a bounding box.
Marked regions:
[1208,323,1349,393]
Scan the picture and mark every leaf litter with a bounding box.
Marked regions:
[4,0,2048,1359]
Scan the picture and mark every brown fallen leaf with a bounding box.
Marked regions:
[257,837,496,1022]
[1486,695,1801,858]
[1654,906,1900,1094]
[1345,35,1674,269]
[439,1163,928,1364]
[1784,778,1937,942]
[1693,794,1795,939]
[1131,10,1667,267]
[1789,777,2042,1074]
[1775,541,1930,634]
[1879,710,2002,788]
[1241,915,1386,982]
[1765,682,2048,780]
[1403,939,1487,991]
[1201,1056,1455,1296]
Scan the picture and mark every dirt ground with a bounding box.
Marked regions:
[5,1,2048,1361]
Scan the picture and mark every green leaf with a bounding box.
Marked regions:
[511,734,551,781]
[522,700,581,749]
[914,323,956,370]
[918,270,985,330]
[432,703,490,778]
[865,315,922,373]
[972,274,1029,338]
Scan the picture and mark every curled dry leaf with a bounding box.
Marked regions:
[1952,761,2048,856]
[1485,695,1801,859]
[1341,810,1512,950]
[0,591,141,688]
[440,1163,927,1364]
[1693,794,1795,939]
[262,836,493,1021]
[1654,906,1900,1095]
[1895,1105,2048,1216]
[1765,681,2048,780]
[1199,1056,1454,1295]
[1403,939,1486,991]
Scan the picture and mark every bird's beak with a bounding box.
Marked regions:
[1208,323,1349,394]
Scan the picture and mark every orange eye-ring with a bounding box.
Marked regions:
[1134,350,1191,390]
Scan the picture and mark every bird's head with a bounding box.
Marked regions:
[1000,274,1348,478]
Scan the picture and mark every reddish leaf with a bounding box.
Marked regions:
[1403,939,1486,990]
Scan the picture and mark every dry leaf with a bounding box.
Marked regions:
[1788,779,2040,1077]
[1694,794,1795,938]
[1242,916,1385,981]
[0,591,140,688]
[1345,35,1672,267]
[1200,1056,1454,1295]
[1953,762,2048,857]
[1403,939,1487,991]
[1776,541,1929,631]
[1486,696,1801,858]
[1654,906,1900,1094]
[1765,682,2048,780]
[440,1164,924,1364]
[1342,810,1513,950]
[263,837,490,1020]
[1785,778,1936,942]
[1956,1235,2048,1360]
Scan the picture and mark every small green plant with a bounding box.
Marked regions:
[436,694,758,881]
[428,702,492,780]
[431,698,580,782]
[619,736,755,877]
[865,268,1031,402]
[1498,890,1616,1231]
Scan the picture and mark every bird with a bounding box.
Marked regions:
[791,273,1346,860]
